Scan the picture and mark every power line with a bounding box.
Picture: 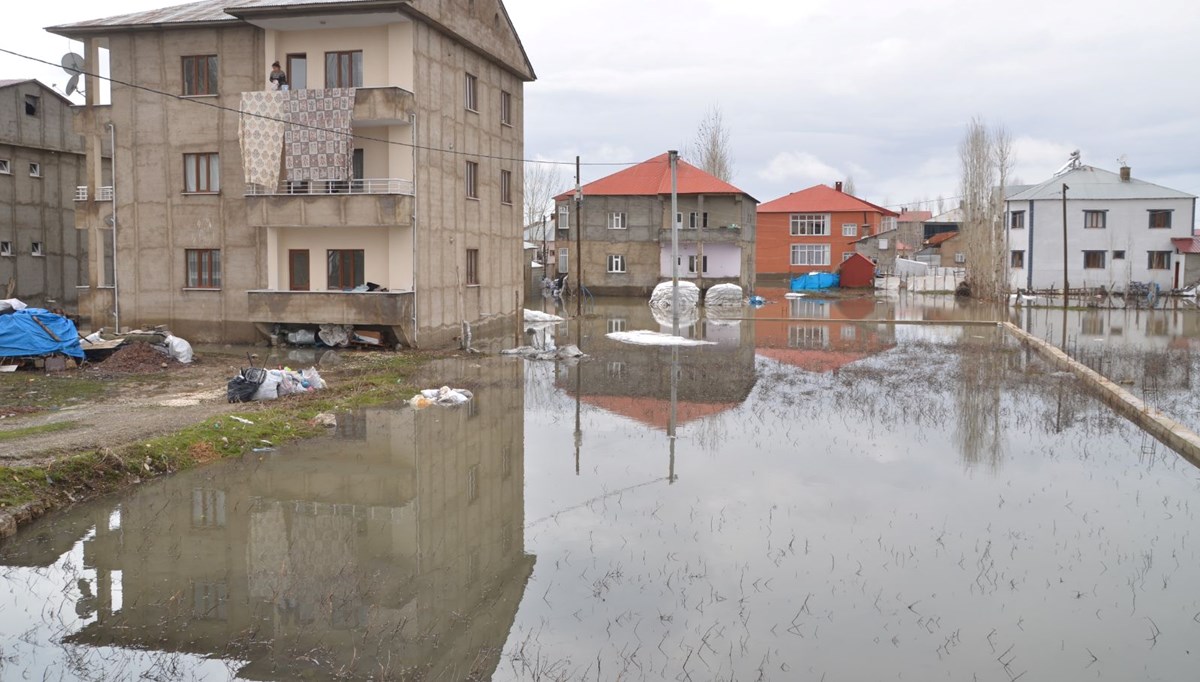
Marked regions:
[0,46,640,169]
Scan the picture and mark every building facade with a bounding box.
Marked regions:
[757,183,898,281]
[1006,164,1197,293]
[51,0,534,347]
[0,79,91,309]
[553,154,757,296]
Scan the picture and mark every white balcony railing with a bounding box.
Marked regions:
[75,186,115,201]
[246,178,414,197]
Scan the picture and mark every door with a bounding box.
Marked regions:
[288,250,310,290]
[287,54,307,89]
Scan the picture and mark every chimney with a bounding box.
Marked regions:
[835,181,843,192]
[1120,165,1131,182]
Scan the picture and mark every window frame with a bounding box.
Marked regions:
[0,241,11,256]
[466,248,480,285]
[789,213,830,236]
[324,50,363,88]
[558,247,569,273]
[31,241,44,257]
[557,204,570,230]
[1010,250,1025,268]
[1148,210,1172,229]
[1083,210,1107,229]
[841,223,858,237]
[1112,250,1126,260]
[687,254,708,274]
[326,249,364,290]
[1009,210,1025,230]
[607,253,626,273]
[1082,250,1106,269]
[790,243,831,267]
[0,159,9,175]
[500,169,512,205]
[500,90,512,126]
[24,94,39,117]
[1147,250,1171,270]
[181,55,218,96]
[185,248,222,289]
[465,161,478,199]
[288,249,310,291]
[183,152,220,193]
[842,251,855,261]
[608,211,627,229]
[28,162,41,178]
[464,72,478,112]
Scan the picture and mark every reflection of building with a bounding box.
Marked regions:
[558,302,757,430]
[14,360,532,680]
[754,290,897,372]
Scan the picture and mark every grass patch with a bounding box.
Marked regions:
[0,421,80,443]
[0,374,110,417]
[0,350,431,512]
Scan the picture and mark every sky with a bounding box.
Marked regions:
[3,0,1199,221]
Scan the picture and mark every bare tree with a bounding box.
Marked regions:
[936,194,946,216]
[684,105,734,182]
[524,162,566,231]
[958,117,1014,301]
[843,176,857,196]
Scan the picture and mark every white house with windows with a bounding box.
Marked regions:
[1006,164,1197,293]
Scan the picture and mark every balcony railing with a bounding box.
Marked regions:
[75,186,115,201]
[246,178,414,197]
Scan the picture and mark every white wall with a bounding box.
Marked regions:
[658,242,741,278]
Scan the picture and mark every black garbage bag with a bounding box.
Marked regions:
[226,366,267,403]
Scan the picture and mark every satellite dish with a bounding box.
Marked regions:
[65,74,80,97]
[61,52,85,77]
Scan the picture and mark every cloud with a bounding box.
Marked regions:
[757,152,842,188]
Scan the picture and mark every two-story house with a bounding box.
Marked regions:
[757,182,898,281]
[1006,163,1197,293]
[0,79,92,309]
[553,154,757,296]
[50,0,534,347]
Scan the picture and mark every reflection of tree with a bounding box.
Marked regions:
[954,328,1006,471]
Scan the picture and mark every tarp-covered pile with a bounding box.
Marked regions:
[0,307,84,359]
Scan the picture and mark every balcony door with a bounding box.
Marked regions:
[288,250,310,291]
[287,54,307,90]
[325,51,363,88]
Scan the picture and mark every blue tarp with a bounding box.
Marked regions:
[790,272,840,291]
[0,309,84,359]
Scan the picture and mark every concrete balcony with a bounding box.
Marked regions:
[658,225,747,244]
[245,179,413,228]
[353,86,416,126]
[247,290,415,344]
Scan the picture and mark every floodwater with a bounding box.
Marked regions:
[2,295,1199,681]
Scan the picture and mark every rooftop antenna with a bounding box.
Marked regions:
[60,52,86,97]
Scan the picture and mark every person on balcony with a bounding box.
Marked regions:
[269,62,289,91]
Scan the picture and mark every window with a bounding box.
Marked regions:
[0,241,10,256]
[1010,210,1025,229]
[183,153,219,193]
[325,51,363,88]
[842,251,854,261]
[790,214,830,236]
[558,247,569,273]
[842,223,858,237]
[558,204,569,230]
[1147,251,1171,270]
[954,252,966,264]
[287,53,307,89]
[687,255,708,274]
[878,237,889,250]
[690,212,709,228]
[466,248,479,285]
[465,161,478,199]
[464,72,478,111]
[1084,210,1106,229]
[880,216,896,232]
[790,298,829,318]
[607,361,626,379]
[28,163,40,178]
[608,211,627,229]
[1083,250,1106,269]
[191,488,226,528]
[500,90,512,125]
[289,250,310,291]
[790,243,830,266]
[1010,250,1025,268]
[1148,210,1172,229]
[326,249,363,289]
[24,95,38,117]
[182,55,218,96]
[0,159,9,174]
[607,318,626,334]
[31,242,44,257]
[607,254,626,273]
[1112,250,1126,260]
[788,324,828,349]
[500,169,512,204]
[186,248,221,288]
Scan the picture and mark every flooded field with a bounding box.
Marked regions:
[2,296,1199,680]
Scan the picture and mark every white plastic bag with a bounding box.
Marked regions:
[164,334,194,364]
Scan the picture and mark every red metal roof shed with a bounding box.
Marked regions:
[838,253,876,288]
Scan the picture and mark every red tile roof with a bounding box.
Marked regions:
[897,210,933,222]
[925,231,959,247]
[578,394,740,432]
[554,153,751,201]
[1172,237,1200,254]
[758,184,899,216]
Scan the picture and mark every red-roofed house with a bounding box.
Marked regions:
[553,153,757,295]
[1172,237,1200,289]
[756,182,898,280]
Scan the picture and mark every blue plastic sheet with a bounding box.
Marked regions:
[790,272,840,291]
[0,309,84,359]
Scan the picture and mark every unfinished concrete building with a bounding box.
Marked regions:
[0,79,90,309]
[50,0,535,347]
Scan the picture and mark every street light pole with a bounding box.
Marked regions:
[1061,183,1069,308]
[669,150,679,337]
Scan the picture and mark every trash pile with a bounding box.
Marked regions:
[0,300,84,370]
[407,386,474,409]
[279,324,386,348]
[227,365,327,403]
[83,329,194,365]
[500,344,586,361]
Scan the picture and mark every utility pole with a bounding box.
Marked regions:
[1061,183,1069,308]
[669,150,680,337]
[575,156,583,318]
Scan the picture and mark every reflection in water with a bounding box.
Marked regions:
[0,360,531,681]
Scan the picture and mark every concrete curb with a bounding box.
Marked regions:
[1003,322,1200,468]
